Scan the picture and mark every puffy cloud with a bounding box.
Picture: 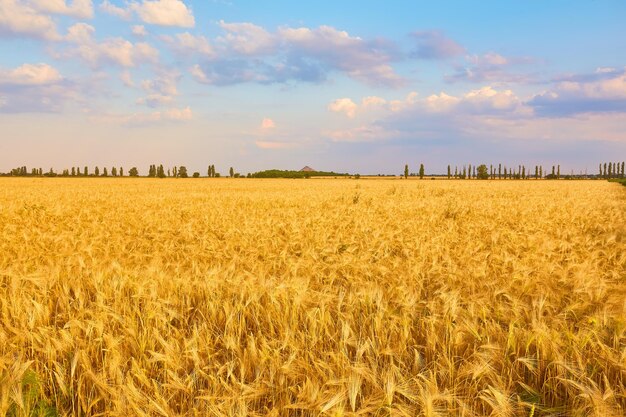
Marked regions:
[191,22,403,87]
[278,25,404,87]
[65,22,94,43]
[328,98,357,118]
[411,30,465,59]
[0,63,81,113]
[0,63,62,85]
[62,24,159,68]
[218,21,276,55]
[530,69,626,116]
[162,32,214,57]
[362,96,387,107]
[261,118,275,129]
[30,0,93,19]
[99,0,194,27]
[0,0,60,40]
[132,0,194,28]
[99,0,132,19]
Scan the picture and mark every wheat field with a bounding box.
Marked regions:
[0,178,624,416]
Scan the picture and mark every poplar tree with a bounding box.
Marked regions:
[498,163,502,179]
[522,166,526,179]
[71,167,76,176]
[112,167,117,177]
[103,167,108,177]
[95,166,100,176]
[557,165,560,179]
[419,163,425,179]
[404,164,409,179]
[230,167,235,178]
[447,165,451,179]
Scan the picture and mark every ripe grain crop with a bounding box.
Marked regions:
[0,178,625,416]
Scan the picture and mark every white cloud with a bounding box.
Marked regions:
[530,70,626,116]
[218,21,276,55]
[261,118,275,129]
[30,0,93,19]
[0,63,82,113]
[162,32,214,56]
[278,25,404,87]
[0,63,62,86]
[65,22,95,43]
[62,25,159,68]
[362,96,387,107]
[328,98,357,118]
[99,0,132,19]
[0,0,60,40]
[132,0,194,28]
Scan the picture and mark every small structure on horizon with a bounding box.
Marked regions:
[300,166,316,172]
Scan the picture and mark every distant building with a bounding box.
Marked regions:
[300,166,316,172]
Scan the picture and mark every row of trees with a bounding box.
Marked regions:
[403,162,626,180]
[599,162,625,179]
[5,165,246,178]
[5,162,626,179]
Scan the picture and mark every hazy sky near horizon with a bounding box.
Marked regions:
[1,0,625,174]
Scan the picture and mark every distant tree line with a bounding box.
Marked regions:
[3,161,624,179]
[402,162,626,180]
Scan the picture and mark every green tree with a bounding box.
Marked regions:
[129,167,139,177]
[103,167,108,177]
[71,167,75,176]
[522,166,525,179]
[120,167,124,177]
[557,165,560,179]
[404,164,409,179]
[193,172,200,178]
[419,163,425,179]
[454,166,458,178]
[477,164,489,180]
[498,163,502,179]
[173,166,178,178]
[468,164,472,179]
[112,167,117,177]
[447,165,451,179]
[229,167,234,178]
[157,165,166,178]
[179,166,189,178]
[95,166,100,176]
[84,166,88,176]
[621,161,625,178]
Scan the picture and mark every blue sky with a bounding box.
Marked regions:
[1,0,625,174]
